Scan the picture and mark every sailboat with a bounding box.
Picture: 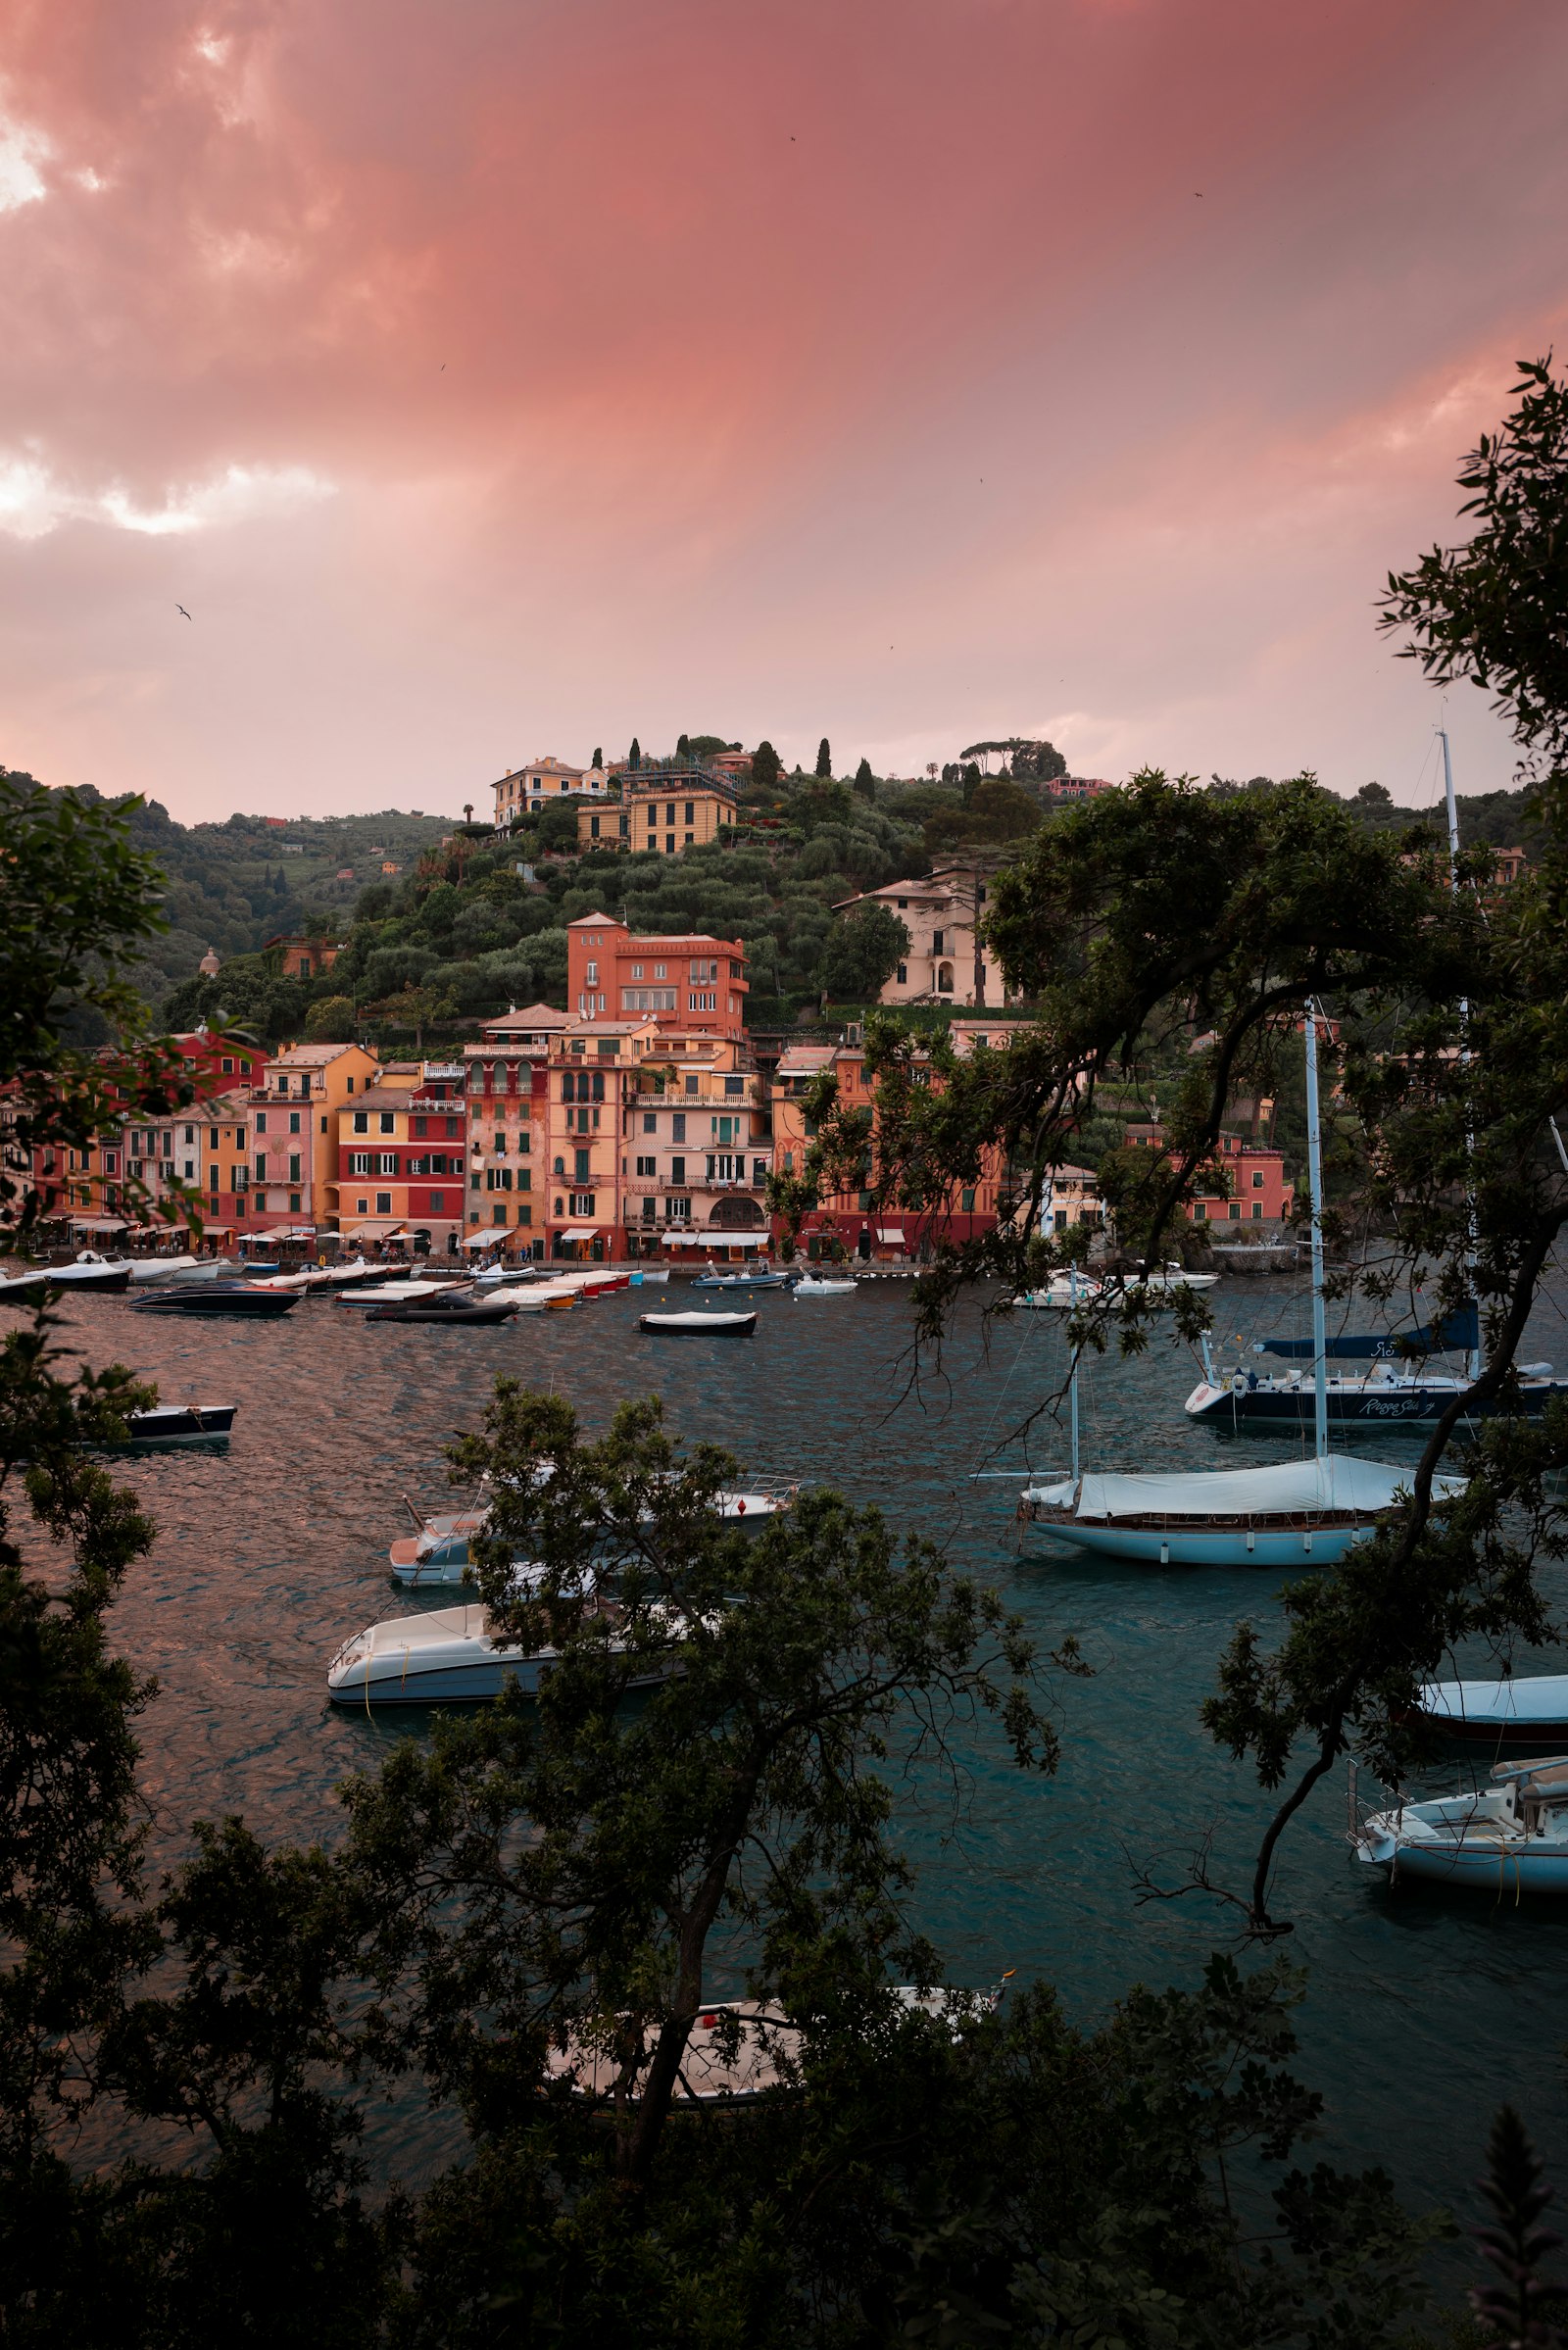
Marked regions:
[1186,735,1563,1432]
[1019,1012,1465,1565]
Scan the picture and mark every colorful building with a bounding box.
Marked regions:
[30,1028,270,1239]
[248,1041,381,1238]
[491,756,606,826]
[830,867,1011,1008]
[576,760,739,857]
[1124,1122,1295,1225]
[540,1017,661,1259]
[565,915,748,1042]
[460,1006,571,1252]
[621,1031,771,1260]
[334,1063,468,1252]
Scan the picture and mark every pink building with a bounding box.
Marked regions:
[565,915,748,1042]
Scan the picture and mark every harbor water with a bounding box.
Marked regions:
[31,1272,1568,2223]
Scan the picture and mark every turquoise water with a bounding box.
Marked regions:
[38,1271,1568,2220]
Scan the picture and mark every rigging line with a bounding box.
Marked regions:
[967,1312,1040,1478]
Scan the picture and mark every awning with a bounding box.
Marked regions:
[875,1228,906,1243]
[382,1227,413,1241]
[659,1230,709,1246]
[342,1223,379,1241]
[69,1214,127,1230]
[462,1229,509,1248]
[556,1227,598,1244]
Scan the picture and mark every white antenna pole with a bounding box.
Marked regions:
[1440,726,1483,1378]
[1302,1000,1329,1461]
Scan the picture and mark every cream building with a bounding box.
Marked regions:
[831,867,1011,1007]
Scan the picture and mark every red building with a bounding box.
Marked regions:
[565,915,748,1041]
[1125,1122,1295,1224]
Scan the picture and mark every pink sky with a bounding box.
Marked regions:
[2,0,1565,822]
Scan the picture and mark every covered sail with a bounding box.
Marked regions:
[1040,1454,1464,1522]
[1254,1306,1478,1360]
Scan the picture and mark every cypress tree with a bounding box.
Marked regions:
[815,737,832,777]
[628,737,641,770]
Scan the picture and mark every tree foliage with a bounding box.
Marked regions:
[819,902,910,1003]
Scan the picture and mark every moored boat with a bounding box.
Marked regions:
[325,1595,686,1706]
[639,1309,757,1334]
[130,1283,300,1318]
[389,1485,796,1585]
[364,1288,519,1325]
[1353,1756,1568,1890]
[113,1402,238,1444]
[691,1267,790,1292]
[1412,1673,1568,1746]
[41,1249,132,1295]
[791,1276,858,1297]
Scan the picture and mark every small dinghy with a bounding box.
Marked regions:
[1354,1756,1568,1891]
[639,1309,757,1335]
[1019,1454,1465,1568]
[365,1287,519,1325]
[691,1268,789,1292]
[1412,1674,1568,1746]
[114,1403,237,1445]
[326,1591,687,1706]
[131,1283,300,1318]
[791,1276,858,1297]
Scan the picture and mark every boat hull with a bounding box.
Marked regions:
[1413,1675,1568,1745]
[1033,1516,1372,1567]
[131,1286,299,1317]
[639,1311,757,1334]
[1186,1377,1567,1429]
[1356,1837,1568,1890]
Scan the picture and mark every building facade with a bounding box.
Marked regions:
[831,867,1010,1008]
[249,1042,381,1237]
[491,757,605,826]
[30,1029,270,1237]
[576,761,739,857]
[461,1007,570,1250]
[566,916,749,1041]
[334,1064,468,1251]
[1124,1123,1295,1224]
[620,1032,771,1259]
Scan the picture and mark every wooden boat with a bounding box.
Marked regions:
[364,1288,519,1325]
[130,1283,299,1318]
[1354,1756,1568,1890]
[1412,1674,1568,1746]
[638,1309,757,1335]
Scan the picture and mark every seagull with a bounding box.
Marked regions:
[176,604,191,619]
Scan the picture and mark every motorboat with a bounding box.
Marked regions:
[1019,1452,1464,1568]
[41,1249,133,1295]
[639,1310,757,1334]
[110,1402,238,1444]
[791,1276,858,1298]
[509,1284,582,1312]
[389,1486,796,1586]
[127,1255,223,1284]
[628,1266,670,1285]
[130,1283,300,1318]
[1353,1756,1568,1891]
[326,1594,687,1706]
[336,1278,466,1308]
[364,1288,519,1325]
[691,1268,790,1292]
[1004,1274,1102,1310]
[1103,1261,1219,1299]
[1412,1674,1568,1747]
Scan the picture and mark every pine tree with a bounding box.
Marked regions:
[815,737,832,778]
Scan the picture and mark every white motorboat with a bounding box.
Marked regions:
[1354,1756,1568,1891]
[127,1255,223,1284]
[639,1309,757,1334]
[326,1595,687,1706]
[1005,1274,1102,1310]
[791,1276,858,1297]
[1102,1261,1219,1300]
[1413,1673,1568,1746]
[1020,1452,1464,1568]
[389,1486,796,1586]
[0,1267,49,1303]
[42,1249,133,1294]
[336,1278,466,1308]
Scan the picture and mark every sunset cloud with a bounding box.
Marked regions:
[1,0,1564,815]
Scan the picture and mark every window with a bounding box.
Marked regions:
[288,1153,302,1182]
[960,1188,976,1213]
[689,991,715,1012]
[641,1198,657,1224]
[585,960,598,984]
[255,1192,268,1210]
[254,1154,267,1183]
[643,1111,657,1133]
[414,1116,427,1138]
[353,1110,368,1134]
[255,1112,268,1134]
[1228,1201,1242,1219]
[1252,1170,1265,1189]
[350,1151,371,1176]
[376,1193,392,1214]
[671,1113,686,1143]
[429,1192,445,1212]
[345,1075,353,1093]
[631,964,644,980]
[665,1197,691,1223]
[446,1117,461,1138]
[287,1109,300,1133]
[709,1153,743,1182]
[357,1198,368,1214]
[621,987,676,1010]
[289,1192,301,1212]
[753,1157,769,1185]
[221,1056,233,1074]
[932,929,945,955]
[685,1075,699,1097]
[569,1193,596,1216]
[573,1148,591,1182]
[471,1172,481,1190]
[896,898,907,909]
[654,963,666,980]
[1251,1201,1263,1219]
[670,1155,686,1185]
[636,1155,656,1177]
[1194,1201,1207,1221]
[724,1076,744,1097]
[379,1112,395,1134]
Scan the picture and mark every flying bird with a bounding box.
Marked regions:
[176,604,191,619]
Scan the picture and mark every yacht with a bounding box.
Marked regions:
[1354,1756,1568,1891]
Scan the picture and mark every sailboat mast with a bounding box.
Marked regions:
[1302,1000,1330,1461]
[1068,1263,1080,1484]
[1440,727,1483,1379]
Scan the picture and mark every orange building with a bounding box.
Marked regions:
[566,915,748,1041]
[621,1031,771,1260]
[460,1005,572,1252]
[1124,1122,1295,1224]
[334,1062,468,1253]
[576,762,739,857]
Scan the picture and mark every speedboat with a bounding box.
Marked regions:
[1102,1262,1219,1301]
[130,1283,300,1318]
[325,1594,687,1706]
[389,1486,796,1586]
[1412,1674,1568,1747]
[639,1309,757,1334]
[1018,1453,1465,1568]
[1353,1756,1568,1891]
[791,1276,857,1298]
[364,1287,519,1325]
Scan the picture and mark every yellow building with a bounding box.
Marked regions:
[576,763,739,857]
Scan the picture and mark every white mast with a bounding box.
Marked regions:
[1068,1262,1080,1484]
[1302,999,1329,1461]
[1440,727,1483,1379]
